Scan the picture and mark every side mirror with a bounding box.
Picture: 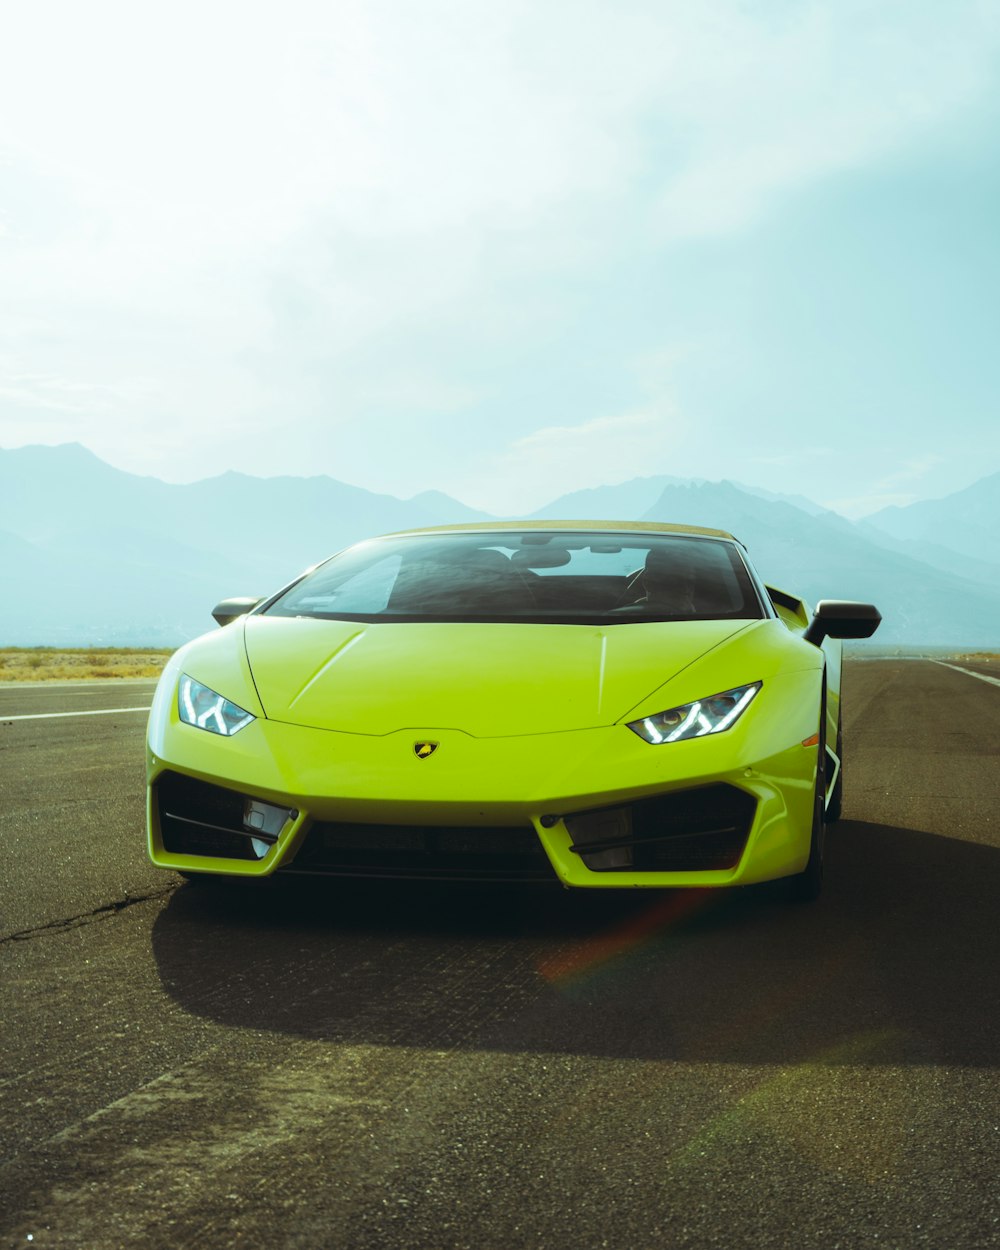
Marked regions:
[803,600,881,647]
[211,596,263,627]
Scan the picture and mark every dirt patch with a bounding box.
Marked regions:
[0,647,174,682]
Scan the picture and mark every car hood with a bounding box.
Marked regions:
[243,616,751,737]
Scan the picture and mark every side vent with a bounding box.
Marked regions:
[766,585,811,632]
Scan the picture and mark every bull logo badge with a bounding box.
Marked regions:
[413,741,439,759]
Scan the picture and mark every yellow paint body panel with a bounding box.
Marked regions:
[241,616,752,736]
[147,611,828,888]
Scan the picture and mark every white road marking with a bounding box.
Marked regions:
[933,661,1000,689]
[0,706,151,722]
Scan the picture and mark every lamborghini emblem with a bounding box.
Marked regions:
[413,741,439,759]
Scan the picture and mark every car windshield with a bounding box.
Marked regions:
[263,531,764,625]
[261,527,760,625]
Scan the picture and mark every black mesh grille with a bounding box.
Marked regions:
[156,771,258,860]
[565,784,756,872]
[289,821,558,881]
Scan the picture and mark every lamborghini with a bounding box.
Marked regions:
[146,522,880,899]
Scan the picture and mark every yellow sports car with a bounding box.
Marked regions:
[146,522,880,899]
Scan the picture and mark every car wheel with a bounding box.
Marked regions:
[786,706,827,903]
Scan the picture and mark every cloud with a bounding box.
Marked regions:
[874,455,948,490]
[824,455,951,518]
[749,448,835,470]
[650,2,1000,240]
[826,492,919,520]
[1,1,999,492]
[5,3,992,276]
[0,1,647,260]
[0,368,125,414]
[457,408,687,514]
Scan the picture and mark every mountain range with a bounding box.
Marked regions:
[2,443,998,647]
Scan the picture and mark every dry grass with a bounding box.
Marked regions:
[954,652,1000,663]
[0,647,174,682]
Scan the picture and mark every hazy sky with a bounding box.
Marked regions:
[2,0,999,517]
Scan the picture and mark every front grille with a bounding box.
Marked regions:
[565,784,756,872]
[289,821,558,881]
[156,771,259,860]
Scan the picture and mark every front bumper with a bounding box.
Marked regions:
[147,685,820,889]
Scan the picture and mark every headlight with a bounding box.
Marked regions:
[178,674,256,736]
[627,681,761,744]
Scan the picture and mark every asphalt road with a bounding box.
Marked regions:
[1,661,998,1250]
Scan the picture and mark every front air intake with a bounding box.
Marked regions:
[156,771,296,860]
[565,784,756,872]
[289,821,558,881]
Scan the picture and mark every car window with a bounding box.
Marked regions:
[281,553,402,615]
[264,532,763,624]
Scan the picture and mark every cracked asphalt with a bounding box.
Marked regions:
[1,662,999,1250]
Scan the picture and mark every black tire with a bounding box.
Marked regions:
[786,699,827,902]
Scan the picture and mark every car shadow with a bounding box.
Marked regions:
[151,820,1000,1067]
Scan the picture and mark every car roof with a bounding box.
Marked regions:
[382,519,741,544]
